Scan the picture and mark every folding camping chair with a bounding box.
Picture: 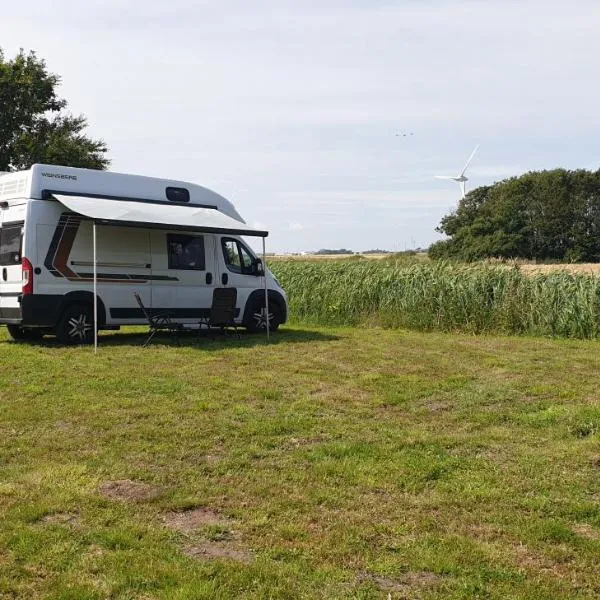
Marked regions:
[133,292,182,346]
[199,287,240,338]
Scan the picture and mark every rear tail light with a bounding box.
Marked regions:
[22,257,33,295]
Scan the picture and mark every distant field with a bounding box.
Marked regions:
[272,254,600,274]
[519,263,600,275]
[271,252,428,261]
[0,326,599,598]
[271,253,388,260]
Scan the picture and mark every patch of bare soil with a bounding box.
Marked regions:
[183,543,253,563]
[204,454,222,464]
[87,544,104,557]
[511,543,574,579]
[283,434,330,450]
[40,512,79,525]
[573,523,600,541]
[361,571,442,595]
[163,507,232,533]
[99,479,162,502]
[164,507,253,563]
[426,400,452,412]
[467,524,584,582]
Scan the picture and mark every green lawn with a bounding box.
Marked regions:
[0,326,599,599]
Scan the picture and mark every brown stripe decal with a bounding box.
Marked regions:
[53,215,83,278]
[45,213,150,284]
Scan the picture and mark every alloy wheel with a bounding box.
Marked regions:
[252,307,274,329]
[67,313,92,340]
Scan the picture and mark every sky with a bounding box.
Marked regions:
[2,0,600,253]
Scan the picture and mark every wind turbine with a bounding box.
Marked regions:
[435,145,480,199]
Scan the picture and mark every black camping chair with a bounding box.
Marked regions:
[133,292,182,346]
[199,287,240,337]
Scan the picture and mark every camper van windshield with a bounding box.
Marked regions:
[0,222,23,265]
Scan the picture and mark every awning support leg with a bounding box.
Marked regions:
[262,237,270,340]
[93,220,98,354]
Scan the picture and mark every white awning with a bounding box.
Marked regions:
[52,193,268,237]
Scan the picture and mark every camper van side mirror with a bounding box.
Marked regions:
[252,258,264,276]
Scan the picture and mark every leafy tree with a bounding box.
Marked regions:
[429,169,600,262]
[0,48,109,171]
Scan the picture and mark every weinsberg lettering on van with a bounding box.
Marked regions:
[41,173,78,181]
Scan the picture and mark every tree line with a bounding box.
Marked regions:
[429,168,600,262]
[1,48,108,172]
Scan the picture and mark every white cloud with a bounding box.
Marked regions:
[288,222,304,231]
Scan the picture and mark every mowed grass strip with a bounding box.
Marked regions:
[0,327,599,599]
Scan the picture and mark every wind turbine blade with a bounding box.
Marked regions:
[460,144,480,176]
[434,175,456,180]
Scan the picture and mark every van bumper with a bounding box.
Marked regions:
[0,295,63,327]
[0,307,22,324]
[22,294,64,326]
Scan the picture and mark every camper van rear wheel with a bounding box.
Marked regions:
[245,299,282,333]
[56,304,95,345]
[6,325,44,341]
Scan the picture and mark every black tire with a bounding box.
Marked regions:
[245,298,282,333]
[56,304,95,345]
[6,325,44,341]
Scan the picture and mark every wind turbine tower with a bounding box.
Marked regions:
[435,145,480,199]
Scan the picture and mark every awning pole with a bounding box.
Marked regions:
[262,236,270,340]
[93,220,98,353]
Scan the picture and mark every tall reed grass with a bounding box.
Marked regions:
[270,259,600,338]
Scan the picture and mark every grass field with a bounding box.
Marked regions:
[1,326,599,599]
[270,259,600,339]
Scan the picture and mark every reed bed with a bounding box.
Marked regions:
[270,259,600,338]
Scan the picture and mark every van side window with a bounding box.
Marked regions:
[0,222,24,265]
[222,240,242,273]
[167,234,205,270]
[222,238,254,274]
[239,244,254,271]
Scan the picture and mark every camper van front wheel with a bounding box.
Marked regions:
[246,300,282,333]
[56,304,95,345]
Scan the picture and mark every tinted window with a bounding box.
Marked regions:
[167,234,205,270]
[0,222,23,265]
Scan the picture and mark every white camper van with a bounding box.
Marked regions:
[0,165,287,343]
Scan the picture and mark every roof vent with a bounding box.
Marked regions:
[166,187,190,203]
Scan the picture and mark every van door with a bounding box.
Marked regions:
[218,236,261,323]
[150,231,215,323]
[0,213,25,323]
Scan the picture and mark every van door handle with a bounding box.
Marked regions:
[205,272,213,285]
[2,268,7,282]
[221,273,228,285]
